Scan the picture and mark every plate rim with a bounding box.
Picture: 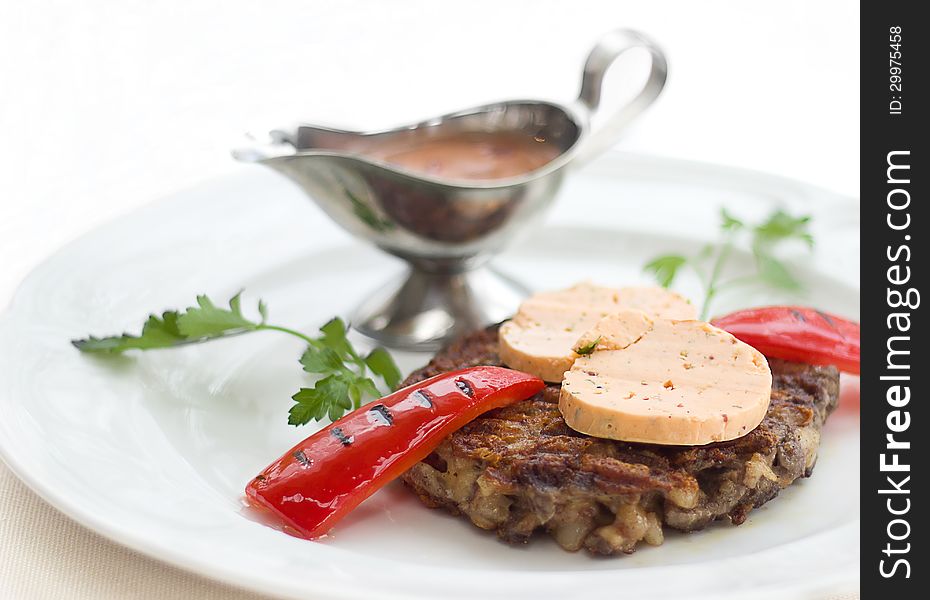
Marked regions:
[0,152,860,599]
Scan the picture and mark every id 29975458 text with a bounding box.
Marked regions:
[888,26,903,114]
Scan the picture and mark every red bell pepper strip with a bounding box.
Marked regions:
[245,366,544,539]
[712,306,860,374]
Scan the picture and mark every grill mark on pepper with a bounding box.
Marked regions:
[330,427,354,446]
[293,449,312,467]
[455,378,475,397]
[412,389,433,408]
[368,403,394,426]
[815,310,844,337]
[789,309,806,322]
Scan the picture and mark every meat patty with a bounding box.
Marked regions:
[401,325,840,555]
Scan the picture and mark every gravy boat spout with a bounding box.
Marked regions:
[233,29,667,350]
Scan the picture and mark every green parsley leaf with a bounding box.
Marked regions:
[299,346,344,374]
[354,378,381,401]
[720,208,744,231]
[365,347,402,391]
[288,389,323,426]
[176,293,260,338]
[753,210,813,247]
[289,377,355,425]
[72,311,186,353]
[643,255,688,288]
[574,337,601,356]
[319,317,354,359]
[317,375,352,409]
[347,382,362,409]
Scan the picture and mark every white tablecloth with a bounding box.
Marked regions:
[0,467,264,599]
[1,1,858,597]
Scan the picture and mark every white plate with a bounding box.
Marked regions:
[0,154,859,599]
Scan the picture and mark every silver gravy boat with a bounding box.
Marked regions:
[234,29,667,350]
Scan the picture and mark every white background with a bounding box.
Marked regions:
[1,1,858,598]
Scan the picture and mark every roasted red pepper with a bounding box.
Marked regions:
[712,306,860,374]
[245,366,544,539]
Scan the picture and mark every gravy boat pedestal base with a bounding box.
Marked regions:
[353,264,528,351]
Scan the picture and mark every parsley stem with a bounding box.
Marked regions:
[261,323,368,378]
[257,324,317,346]
[700,232,736,320]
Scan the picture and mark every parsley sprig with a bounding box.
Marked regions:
[644,208,813,320]
[73,293,401,426]
[290,320,401,426]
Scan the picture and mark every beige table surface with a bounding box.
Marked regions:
[1,1,858,597]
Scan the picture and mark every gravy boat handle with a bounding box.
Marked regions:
[572,29,668,167]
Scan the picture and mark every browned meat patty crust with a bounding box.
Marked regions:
[401,325,840,555]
